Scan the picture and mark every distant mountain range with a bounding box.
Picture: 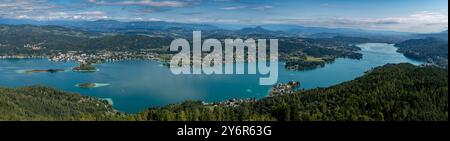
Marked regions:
[0,19,218,32]
[1,18,447,45]
[0,18,432,42]
[412,30,448,41]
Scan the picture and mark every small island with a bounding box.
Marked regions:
[72,63,98,72]
[75,83,111,89]
[18,69,66,74]
[285,56,334,71]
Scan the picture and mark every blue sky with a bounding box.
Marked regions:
[0,0,448,32]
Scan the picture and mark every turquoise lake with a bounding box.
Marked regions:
[0,43,423,113]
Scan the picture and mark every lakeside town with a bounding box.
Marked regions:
[0,50,163,64]
[50,50,162,64]
[199,81,301,107]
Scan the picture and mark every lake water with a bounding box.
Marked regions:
[0,43,423,113]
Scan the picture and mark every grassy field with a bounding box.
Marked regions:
[305,56,325,62]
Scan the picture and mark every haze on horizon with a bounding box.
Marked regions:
[0,0,448,33]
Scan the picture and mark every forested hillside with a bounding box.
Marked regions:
[395,37,448,68]
[0,86,128,121]
[0,24,173,53]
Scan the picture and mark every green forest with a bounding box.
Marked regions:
[0,86,129,121]
[1,63,447,121]
[395,37,448,68]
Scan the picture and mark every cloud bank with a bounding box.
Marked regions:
[0,0,447,33]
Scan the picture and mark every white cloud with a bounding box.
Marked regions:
[0,0,111,21]
[184,18,239,23]
[409,11,448,24]
[220,5,273,11]
[72,11,109,20]
[88,0,197,7]
[253,5,273,11]
[265,11,448,33]
[0,1,446,33]
[220,6,246,10]
[10,10,109,21]
[0,0,55,15]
